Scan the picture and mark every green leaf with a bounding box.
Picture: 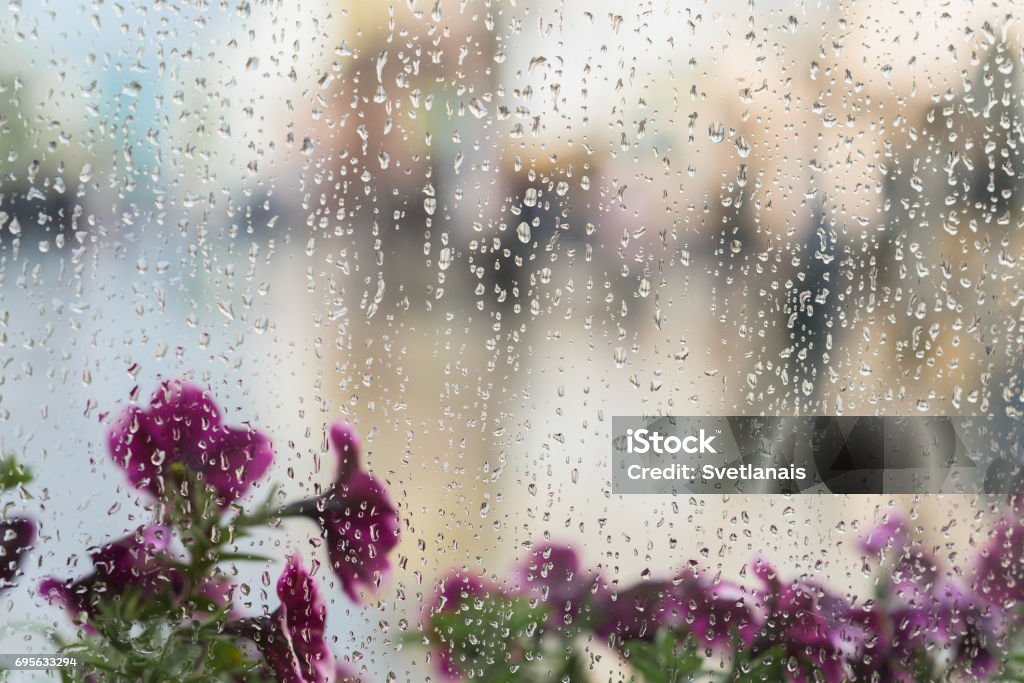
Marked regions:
[60,618,263,683]
[729,645,827,682]
[428,594,549,679]
[216,551,275,564]
[0,454,31,491]
[621,630,705,683]
[206,639,248,674]
[996,650,1024,681]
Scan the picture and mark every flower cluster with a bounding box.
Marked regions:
[850,511,1024,680]
[421,512,1024,682]
[40,525,186,627]
[10,379,1024,682]
[35,379,399,682]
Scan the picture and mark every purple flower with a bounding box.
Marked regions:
[108,380,273,505]
[0,517,34,590]
[681,575,757,647]
[594,580,683,644]
[750,558,852,681]
[39,526,184,625]
[975,514,1024,608]
[433,570,493,614]
[935,581,1002,678]
[845,603,931,681]
[891,549,941,604]
[859,515,941,606]
[859,514,908,555]
[595,572,755,649]
[853,513,1016,680]
[300,423,399,602]
[510,542,602,627]
[249,553,336,683]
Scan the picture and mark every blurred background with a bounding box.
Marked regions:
[0,0,1022,678]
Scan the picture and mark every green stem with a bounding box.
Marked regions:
[232,494,325,529]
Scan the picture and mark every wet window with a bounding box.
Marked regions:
[0,2,1023,681]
